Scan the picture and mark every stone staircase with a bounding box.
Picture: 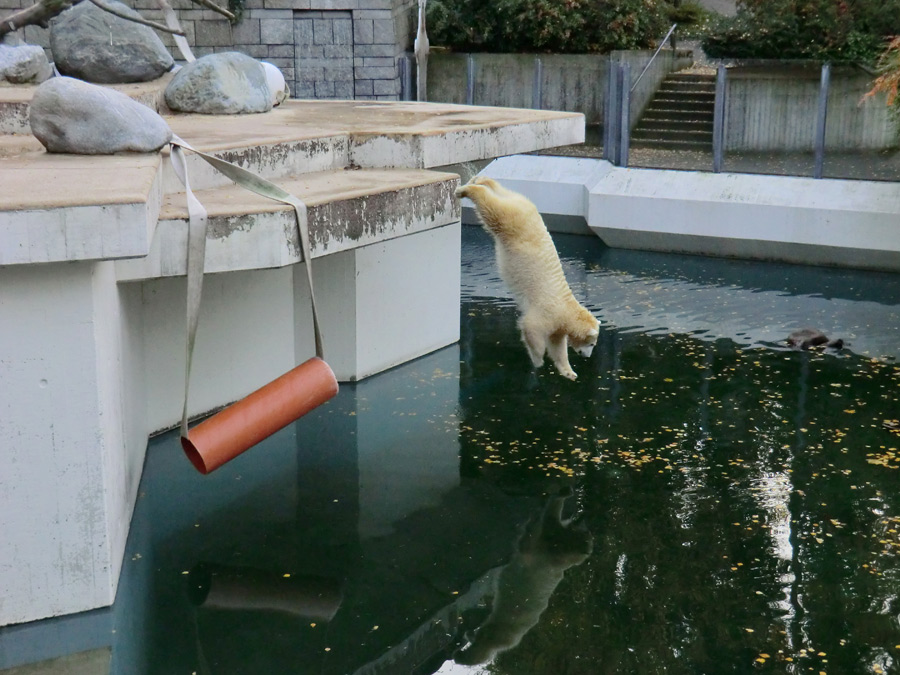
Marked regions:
[631,72,716,151]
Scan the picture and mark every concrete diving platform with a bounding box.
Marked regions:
[0,93,583,627]
[472,155,900,272]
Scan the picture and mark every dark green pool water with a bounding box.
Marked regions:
[4,227,900,675]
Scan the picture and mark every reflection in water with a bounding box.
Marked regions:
[454,490,592,666]
[2,228,900,674]
[188,564,343,619]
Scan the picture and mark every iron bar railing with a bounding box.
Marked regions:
[712,64,726,173]
[814,63,831,179]
[465,54,476,105]
[532,57,544,110]
[618,63,631,167]
[630,23,677,93]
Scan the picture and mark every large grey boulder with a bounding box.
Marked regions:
[0,44,52,84]
[29,77,172,154]
[165,52,273,114]
[50,0,174,84]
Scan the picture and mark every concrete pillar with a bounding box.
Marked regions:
[0,262,139,625]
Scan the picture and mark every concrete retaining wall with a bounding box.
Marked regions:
[725,63,898,151]
[471,154,900,273]
[426,49,693,125]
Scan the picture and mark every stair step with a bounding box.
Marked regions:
[644,101,715,120]
[3,97,583,269]
[0,75,172,135]
[164,98,587,193]
[652,91,716,103]
[657,87,716,98]
[667,74,716,84]
[658,82,716,93]
[638,118,713,130]
[631,129,713,143]
[650,95,716,106]
[116,167,460,281]
[630,138,713,151]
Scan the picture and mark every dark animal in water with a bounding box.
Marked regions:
[787,328,843,350]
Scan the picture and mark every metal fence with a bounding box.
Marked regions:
[606,61,837,178]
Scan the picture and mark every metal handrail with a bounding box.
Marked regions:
[630,23,677,92]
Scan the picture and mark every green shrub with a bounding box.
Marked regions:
[666,0,707,26]
[702,0,898,64]
[426,0,669,54]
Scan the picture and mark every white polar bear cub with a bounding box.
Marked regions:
[457,176,600,380]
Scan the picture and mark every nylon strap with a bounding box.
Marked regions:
[156,0,195,62]
[169,135,324,439]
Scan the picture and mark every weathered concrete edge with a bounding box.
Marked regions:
[0,171,162,265]
[348,114,586,169]
[116,175,461,281]
[0,100,29,135]
[160,134,352,193]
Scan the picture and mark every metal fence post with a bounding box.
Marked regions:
[399,54,413,101]
[532,57,543,110]
[618,63,631,168]
[604,59,619,164]
[814,62,831,179]
[465,54,475,105]
[713,64,726,173]
[413,0,429,101]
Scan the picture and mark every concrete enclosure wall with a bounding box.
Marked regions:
[426,49,693,125]
[3,0,417,101]
[725,64,898,151]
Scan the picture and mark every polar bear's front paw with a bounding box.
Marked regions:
[560,369,577,381]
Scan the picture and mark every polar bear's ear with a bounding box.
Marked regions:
[588,328,599,338]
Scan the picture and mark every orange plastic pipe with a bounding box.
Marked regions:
[182,357,339,474]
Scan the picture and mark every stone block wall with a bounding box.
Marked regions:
[0,0,416,100]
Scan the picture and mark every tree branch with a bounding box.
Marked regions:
[188,0,234,22]
[88,0,184,35]
[0,0,188,38]
[1,0,74,37]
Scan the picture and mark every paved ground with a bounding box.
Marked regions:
[539,141,900,183]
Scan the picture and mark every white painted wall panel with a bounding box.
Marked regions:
[141,267,297,433]
[0,263,114,624]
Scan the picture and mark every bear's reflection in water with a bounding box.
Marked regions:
[454,489,593,666]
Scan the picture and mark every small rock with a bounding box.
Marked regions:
[0,44,52,84]
[29,77,172,154]
[787,328,843,350]
[50,0,174,84]
[165,52,273,115]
